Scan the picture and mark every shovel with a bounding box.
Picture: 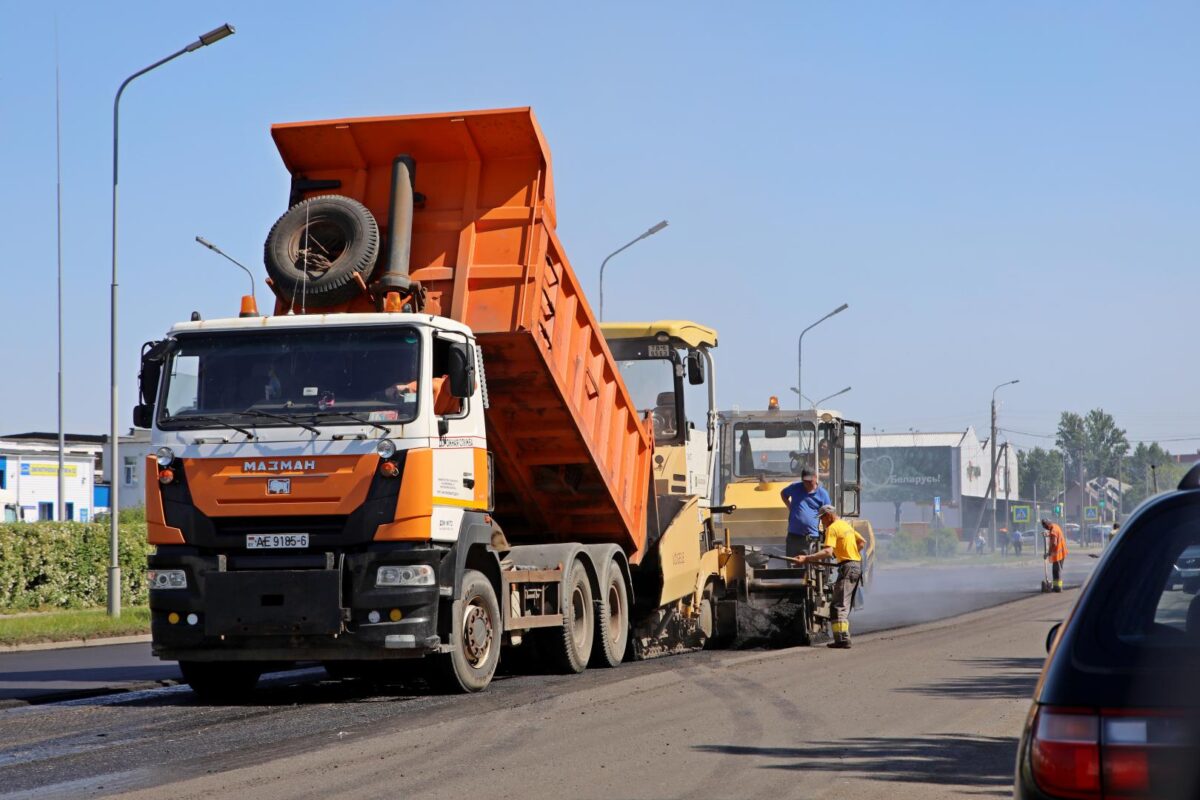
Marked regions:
[1041,558,1053,593]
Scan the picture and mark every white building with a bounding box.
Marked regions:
[0,438,98,522]
[102,429,155,512]
[861,426,1018,537]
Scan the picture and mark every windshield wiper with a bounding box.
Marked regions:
[309,410,391,434]
[235,408,321,435]
[164,414,255,439]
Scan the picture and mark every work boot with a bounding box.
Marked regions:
[827,639,851,649]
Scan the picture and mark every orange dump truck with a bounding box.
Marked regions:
[136,108,735,694]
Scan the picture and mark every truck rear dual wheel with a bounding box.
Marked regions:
[179,661,262,702]
[548,560,595,673]
[428,569,501,693]
[591,561,629,668]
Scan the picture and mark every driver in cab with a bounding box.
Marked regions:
[382,344,460,416]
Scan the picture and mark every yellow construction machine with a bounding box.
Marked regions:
[711,400,875,643]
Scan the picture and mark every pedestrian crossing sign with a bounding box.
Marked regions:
[1084,506,1099,521]
[1011,505,1030,523]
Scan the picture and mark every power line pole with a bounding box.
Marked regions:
[1004,442,1011,532]
[991,404,997,550]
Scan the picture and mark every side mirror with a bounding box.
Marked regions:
[1046,622,1063,653]
[687,351,705,386]
[135,339,175,429]
[133,404,154,429]
[447,342,474,399]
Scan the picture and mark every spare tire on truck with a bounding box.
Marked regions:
[263,194,380,307]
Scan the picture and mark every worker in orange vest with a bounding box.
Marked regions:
[1041,518,1069,592]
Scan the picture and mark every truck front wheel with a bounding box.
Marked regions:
[179,661,262,702]
[429,569,501,693]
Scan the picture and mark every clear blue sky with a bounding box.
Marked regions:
[2,1,1197,453]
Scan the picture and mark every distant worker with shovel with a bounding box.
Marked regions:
[795,504,868,649]
[1041,518,1068,592]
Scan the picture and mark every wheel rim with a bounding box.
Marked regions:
[570,584,589,650]
[606,579,623,645]
[288,215,348,276]
[461,595,493,668]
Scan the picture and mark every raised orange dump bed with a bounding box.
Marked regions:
[270,108,652,560]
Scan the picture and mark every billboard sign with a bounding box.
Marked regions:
[862,446,954,503]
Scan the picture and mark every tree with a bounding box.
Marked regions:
[1018,447,1064,501]
[1122,441,1183,508]
[1055,409,1129,484]
[1056,412,1087,479]
[1083,409,1129,478]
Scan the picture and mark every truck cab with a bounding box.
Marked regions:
[715,403,863,545]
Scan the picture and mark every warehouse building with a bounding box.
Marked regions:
[0,437,98,522]
[861,427,1018,539]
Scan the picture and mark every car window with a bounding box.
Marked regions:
[1154,544,1200,633]
[1078,498,1200,661]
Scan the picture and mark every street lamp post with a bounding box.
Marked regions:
[108,23,235,618]
[597,220,668,321]
[797,304,848,411]
[814,386,852,409]
[990,379,1019,551]
[789,386,851,408]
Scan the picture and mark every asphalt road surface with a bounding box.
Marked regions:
[0,554,1094,705]
[0,557,1094,800]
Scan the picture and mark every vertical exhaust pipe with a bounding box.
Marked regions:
[376,154,422,309]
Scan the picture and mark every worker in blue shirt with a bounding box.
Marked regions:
[780,468,831,558]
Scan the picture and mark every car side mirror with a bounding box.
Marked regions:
[687,351,705,386]
[1046,622,1063,653]
[447,342,474,399]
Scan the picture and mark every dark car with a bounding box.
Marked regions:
[1170,544,1200,593]
[1014,466,1200,799]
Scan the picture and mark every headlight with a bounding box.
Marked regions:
[156,446,175,467]
[376,438,396,459]
[147,569,187,589]
[376,564,435,587]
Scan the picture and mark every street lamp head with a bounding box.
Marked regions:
[833,303,849,315]
[643,220,669,238]
[187,23,236,51]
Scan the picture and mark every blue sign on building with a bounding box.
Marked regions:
[20,463,30,476]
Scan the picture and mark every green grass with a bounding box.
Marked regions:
[0,607,151,647]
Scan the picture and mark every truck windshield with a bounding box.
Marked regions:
[616,359,682,444]
[158,326,421,429]
[732,421,818,478]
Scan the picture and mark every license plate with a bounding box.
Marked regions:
[246,533,309,549]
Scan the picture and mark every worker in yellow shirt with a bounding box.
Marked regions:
[795,504,868,649]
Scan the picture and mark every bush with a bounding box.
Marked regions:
[92,505,146,527]
[883,527,963,560]
[0,521,152,611]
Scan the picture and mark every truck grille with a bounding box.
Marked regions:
[212,515,348,538]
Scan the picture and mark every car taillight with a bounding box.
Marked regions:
[1031,708,1101,798]
[1103,717,1151,795]
[1031,706,1193,799]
